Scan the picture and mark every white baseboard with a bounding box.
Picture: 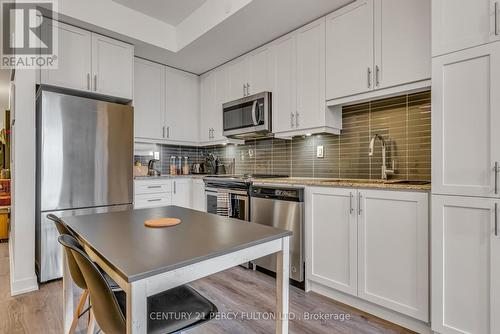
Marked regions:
[308,280,431,334]
[9,243,39,296]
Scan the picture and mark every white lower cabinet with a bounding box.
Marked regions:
[172,178,192,208]
[191,179,206,212]
[134,179,172,209]
[306,187,429,322]
[358,190,429,321]
[432,195,500,334]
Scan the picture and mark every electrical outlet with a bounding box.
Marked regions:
[316,145,324,158]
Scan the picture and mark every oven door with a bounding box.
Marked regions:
[223,92,271,137]
[205,187,249,221]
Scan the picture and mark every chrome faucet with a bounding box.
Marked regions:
[368,134,395,180]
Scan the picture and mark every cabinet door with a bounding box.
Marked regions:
[192,179,206,212]
[273,34,297,133]
[133,58,165,140]
[41,21,92,91]
[432,42,500,197]
[247,46,272,95]
[213,67,230,141]
[165,68,200,143]
[432,195,500,334]
[296,18,326,130]
[92,34,134,99]
[172,179,192,208]
[305,187,358,296]
[199,72,216,143]
[374,0,431,89]
[432,0,500,57]
[326,0,374,101]
[228,56,248,101]
[358,190,428,321]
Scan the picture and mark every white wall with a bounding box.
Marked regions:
[10,70,38,295]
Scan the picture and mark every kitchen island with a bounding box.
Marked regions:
[62,206,292,334]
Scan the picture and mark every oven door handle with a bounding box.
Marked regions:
[251,100,259,126]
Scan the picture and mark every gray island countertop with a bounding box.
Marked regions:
[62,206,292,282]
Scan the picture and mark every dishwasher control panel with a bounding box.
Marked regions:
[251,186,304,202]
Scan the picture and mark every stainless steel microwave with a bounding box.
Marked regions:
[222,92,272,139]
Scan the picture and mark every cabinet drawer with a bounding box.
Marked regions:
[134,193,171,209]
[134,180,172,195]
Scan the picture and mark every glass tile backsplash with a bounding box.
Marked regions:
[135,91,431,180]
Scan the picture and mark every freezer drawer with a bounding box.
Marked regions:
[36,204,132,282]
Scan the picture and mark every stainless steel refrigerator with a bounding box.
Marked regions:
[35,90,133,282]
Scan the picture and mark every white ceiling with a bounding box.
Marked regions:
[112,0,208,26]
[134,0,354,74]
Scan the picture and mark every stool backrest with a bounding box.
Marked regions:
[58,234,126,334]
[47,214,86,290]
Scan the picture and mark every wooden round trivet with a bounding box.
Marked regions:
[144,217,182,228]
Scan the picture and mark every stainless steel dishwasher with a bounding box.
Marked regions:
[250,185,304,282]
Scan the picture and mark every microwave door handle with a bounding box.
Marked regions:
[251,100,258,126]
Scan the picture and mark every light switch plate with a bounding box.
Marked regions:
[316,145,324,158]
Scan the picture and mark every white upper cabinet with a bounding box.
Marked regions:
[41,21,92,92]
[247,46,273,95]
[91,34,134,99]
[326,0,431,102]
[432,195,500,334]
[358,189,429,322]
[326,0,374,100]
[433,0,500,57]
[228,56,249,101]
[133,58,165,140]
[296,18,326,130]
[272,34,297,134]
[432,42,500,198]
[374,0,431,89]
[40,20,134,100]
[165,67,200,144]
[199,68,228,144]
[306,187,358,296]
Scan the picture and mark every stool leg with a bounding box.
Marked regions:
[87,309,96,334]
[69,289,89,334]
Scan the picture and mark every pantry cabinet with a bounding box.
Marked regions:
[432,195,500,334]
[432,0,500,57]
[41,20,134,100]
[306,187,429,321]
[134,58,165,140]
[325,0,430,102]
[432,42,500,198]
[165,67,200,144]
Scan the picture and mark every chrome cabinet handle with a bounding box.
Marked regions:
[246,83,250,96]
[94,74,97,91]
[495,162,499,194]
[349,192,354,214]
[174,181,176,194]
[375,65,380,87]
[162,126,166,138]
[147,185,162,189]
[167,126,170,138]
[495,203,498,236]
[87,73,90,90]
[367,67,372,88]
[358,193,362,216]
[496,2,499,36]
[147,199,161,202]
[290,113,295,128]
[295,112,300,127]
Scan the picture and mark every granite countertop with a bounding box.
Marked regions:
[134,174,208,180]
[251,177,431,192]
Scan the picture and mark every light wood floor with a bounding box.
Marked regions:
[0,243,414,333]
